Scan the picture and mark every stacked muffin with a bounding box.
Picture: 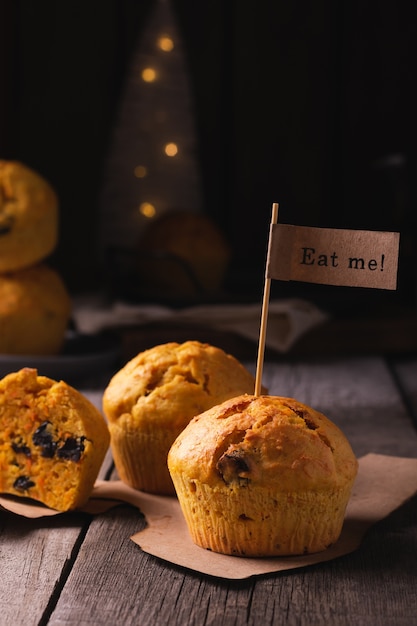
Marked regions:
[0,161,71,354]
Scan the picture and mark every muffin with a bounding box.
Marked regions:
[136,210,231,297]
[102,341,261,495]
[0,263,71,355]
[0,160,58,272]
[0,368,110,511]
[168,394,358,556]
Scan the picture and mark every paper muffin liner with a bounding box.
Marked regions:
[170,474,354,556]
[109,422,176,495]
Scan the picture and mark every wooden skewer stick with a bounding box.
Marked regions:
[254,202,279,396]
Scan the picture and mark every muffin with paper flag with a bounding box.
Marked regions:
[168,393,358,556]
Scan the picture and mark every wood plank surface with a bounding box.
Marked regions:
[1,356,416,626]
[48,357,417,626]
[390,356,417,425]
[0,510,91,626]
[0,449,114,626]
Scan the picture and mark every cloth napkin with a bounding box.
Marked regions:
[72,297,329,353]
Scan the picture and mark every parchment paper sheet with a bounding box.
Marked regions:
[1,454,416,579]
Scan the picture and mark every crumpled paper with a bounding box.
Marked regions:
[72,298,329,353]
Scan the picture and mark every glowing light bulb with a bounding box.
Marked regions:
[139,202,156,218]
[164,142,178,157]
[157,35,174,52]
[134,165,148,179]
[141,68,157,83]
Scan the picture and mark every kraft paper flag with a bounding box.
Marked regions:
[267,224,400,290]
[253,203,400,394]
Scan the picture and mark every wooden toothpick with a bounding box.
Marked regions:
[254,202,279,396]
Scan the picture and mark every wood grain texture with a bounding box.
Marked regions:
[47,498,417,626]
[390,356,417,427]
[0,443,114,625]
[1,357,416,626]
[0,510,90,626]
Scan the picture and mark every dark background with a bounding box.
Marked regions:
[1,0,416,315]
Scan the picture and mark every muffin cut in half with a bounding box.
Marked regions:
[0,368,110,511]
[168,394,358,556]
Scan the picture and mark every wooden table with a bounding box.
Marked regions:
[1,354,417,626]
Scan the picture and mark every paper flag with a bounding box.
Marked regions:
[267,224,400,290]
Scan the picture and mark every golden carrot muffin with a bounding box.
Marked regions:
[102,341,261,495]
[0,160,58,272]
[0,263,71,355]
[136,210,231,296]
[0,368,110,511]
[168,394,358,556]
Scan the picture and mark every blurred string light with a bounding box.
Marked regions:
[141,67,157,83]
[139,202,156,218]
[99,0,202,254]
[158,34,174,52]
[164,142,178,157]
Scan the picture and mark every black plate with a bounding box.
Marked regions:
[0,332,121,384]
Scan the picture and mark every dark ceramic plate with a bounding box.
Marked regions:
[0,332,121,384]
